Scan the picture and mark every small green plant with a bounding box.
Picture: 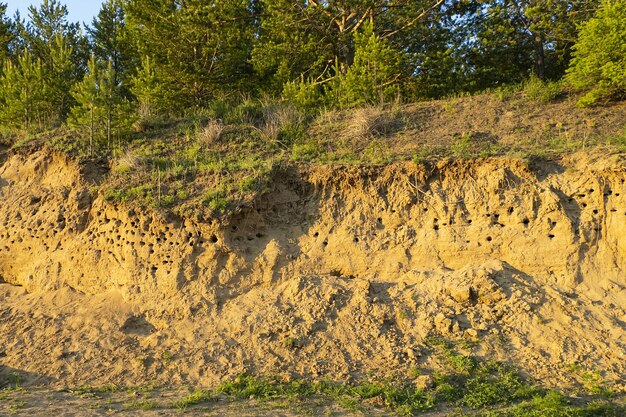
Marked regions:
[461,362,537,409]
[172,389,215,409]
[123,399,157,410]
[523,75,563,103]
[162,351,173,366]
[494,83,522,101]
[291,141,322,162]
[447,354,478,374]
[202,189,230,213]
[451,133,474,158]
[580,370,613,396]
[217,374,279,400]
[282,337,301,350]
[7,371,22,388]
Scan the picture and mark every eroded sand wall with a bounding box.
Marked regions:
[0,149,624,388]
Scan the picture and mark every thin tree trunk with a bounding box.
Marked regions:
[534,32,546,80]
[107,106,112,154]
[90,106,94,157]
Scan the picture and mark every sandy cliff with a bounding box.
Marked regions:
[0,148,624,390]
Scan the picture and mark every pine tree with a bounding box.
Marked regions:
[0,3,14,70]
[47,33,74,126]
[23,0,88,125]
[0,50,46,131]
[69,56,100,155]
[130,56,170,118]
[456,0,598,88]
[70,55,134,155]
[332,24,405,107]
[252,0,333,93]
[125,0,257,112]
[87,0,136,98]
[254,0,447,100]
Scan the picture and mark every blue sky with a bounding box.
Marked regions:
[6,1,103,25]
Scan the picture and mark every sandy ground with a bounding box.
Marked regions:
[0,386,398,417]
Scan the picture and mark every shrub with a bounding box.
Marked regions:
[567,0,626,106]
[523,75,563,103]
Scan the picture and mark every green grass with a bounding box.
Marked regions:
[168,368,623,416]
[8,91,622,220]
[122,399,158,410]
[172,389,215,409]
[523,76,564,104]
[480,391,624,417]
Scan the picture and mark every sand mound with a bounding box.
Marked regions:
[0,148,625,391]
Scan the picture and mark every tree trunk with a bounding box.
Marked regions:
[90,106,94,157]
[533,32,545,80]
[107,106,112,154]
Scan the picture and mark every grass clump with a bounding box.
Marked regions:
[172,389,215,409]
[482,390,625,416]
[523,75,564,103]
[461,362,537,409]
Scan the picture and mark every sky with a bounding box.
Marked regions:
[6,0,103,25]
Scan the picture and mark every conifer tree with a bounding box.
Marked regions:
[47,33,74,125]
[88,0,136,97]
[23,0,87,124]
[125,0,257,112]
[332,24,405,107]
[70,55,134,155]
[69,55,100,155]
[130,56,170,118]
[0,50,46,131]
[0,3,14,70]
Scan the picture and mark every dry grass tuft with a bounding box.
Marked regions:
[198,119,224,147]
[260,105,303,145]
[346,107,388,139]
[113,151,143,173]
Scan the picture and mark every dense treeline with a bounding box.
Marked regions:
[0,0,624,144]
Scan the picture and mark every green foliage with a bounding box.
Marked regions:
[202,189,230,213]
[0,50,47,131]
[291,141,322,162]
[172,389,215,409]
[451,133,474,158]
[567,0,626,106]
[462,362,537,409]
[131,56,177,119]
[125,0,257,112]
[483,390,625,416]
[252,0,331,93]
[281,78,328,112]
[87,0,136,98]
[23,0,87,121]
[69,55,134,155]
[523,75,564,103]
[168,363,622,415]
[332,24,405,107]
[213,374,435,414]
[0,3,15,70]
